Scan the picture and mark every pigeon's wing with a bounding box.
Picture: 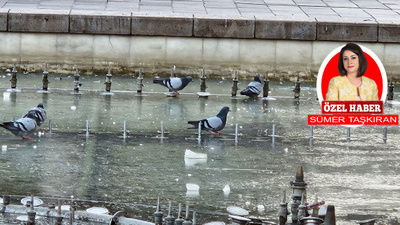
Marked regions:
[24,107,47,126]
[241,81,262,96]
[1,117,37,137]
[15,117,37,132]
[169,78,183,91]
[248,81,262,93]
[204,116,223,131]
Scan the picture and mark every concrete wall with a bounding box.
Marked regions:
[0,32,399,80]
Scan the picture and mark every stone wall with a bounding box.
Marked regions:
[0,10,399,80]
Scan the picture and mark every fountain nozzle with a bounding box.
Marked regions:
[105,65,112,92]
[293,73,301,99]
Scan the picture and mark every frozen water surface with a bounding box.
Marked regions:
[0,73,400,224]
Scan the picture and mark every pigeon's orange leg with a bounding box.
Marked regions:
[22,137,33,140]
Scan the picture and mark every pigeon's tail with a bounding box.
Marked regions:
[240,87,258,97]
[0,122,20,136]
[153,79,164,85]
[188,120,201,129]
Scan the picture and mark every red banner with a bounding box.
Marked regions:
[321,101,383,114]
[308,114,398,125]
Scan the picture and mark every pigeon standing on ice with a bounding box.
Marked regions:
[188,106,230,134]
[240,73,262,97]
[1,103,46,139]
[0,117,38,140]
[153,76,193,94]
[24,103,47,126]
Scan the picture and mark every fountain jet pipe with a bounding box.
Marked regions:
[200,68,207,92]
[69,199,75,225]
[235,124,239,145]
[290,166,308,224]
[383,127,387,143]
[279,190,288,225]
[10,63,17,89]
[160,121,164,140]
[165,201,175,225]
[387,77,394,101]
[183,205,192,225]
[137,68,144,94]
[105,66,112,92]
[293,73,301,99]
[27,195,36,225]
[1,195,10,213]
[49,119,52,134]
[198,121,201,145]
[263,72,270,98]
[123,121,127,139]
[175,203,184,225]
[55,200,63,225]
[74,66,81,92]
[154,197,163,225]
[42,63,49,91]
[86,120,89,138]
[171,65,176,78]
[231,71,238,97]
[297,193,307,221]
[347,127,350,142]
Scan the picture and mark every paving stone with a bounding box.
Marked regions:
[332,7,374,19]
[263,0,296,5]
[268,5,308,16]
[72,4,106,10]
[351,0,389,9]
[8,9,69,32]
[323,0,358,8]
[293,0,327,6]
[300,6,338,17]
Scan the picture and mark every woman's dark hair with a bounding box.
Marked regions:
[338,43,368,77]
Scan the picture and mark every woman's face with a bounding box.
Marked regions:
[342,50,359,75]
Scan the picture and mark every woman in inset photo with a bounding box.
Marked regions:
[325,43,378,101]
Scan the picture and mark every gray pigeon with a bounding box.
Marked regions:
[188,106,230,134]
[240,73,262,97]
[1,117,38,139]
[153,76,193,94]
[24,103,47,126]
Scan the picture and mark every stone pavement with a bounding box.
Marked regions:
[0,0,399,42]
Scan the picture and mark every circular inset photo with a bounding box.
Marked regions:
[317,43,387,104]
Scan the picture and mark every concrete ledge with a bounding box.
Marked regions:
[0,8,8,31]
[378,23,400,43]
[255,16,316,40]
[1,10,399,43]
[194,15,255,38]
[8,9,69,33]
[317,18,378,42]
[131,13,193,36]
[70,10,131,35]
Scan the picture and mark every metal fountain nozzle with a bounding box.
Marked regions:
[293,73,301,98]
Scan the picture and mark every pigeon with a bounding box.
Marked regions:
[188,106,230,134]
[0,117,38,140]
[153,76,193,94]
[240,73,262,97]
[24,103,47,126]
